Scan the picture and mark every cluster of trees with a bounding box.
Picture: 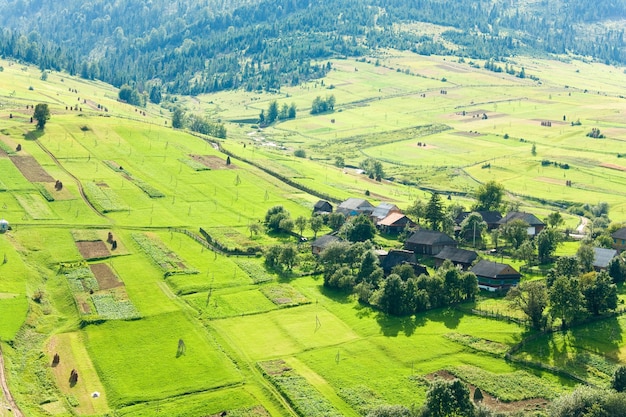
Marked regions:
[170,109,226,138]
[319,240,478,316]
[360,158,385,181]
[508,255,622,329]
[187,114,227,138]
[118,84,145,107]
[310,94,336,114]
[259,100,296,125]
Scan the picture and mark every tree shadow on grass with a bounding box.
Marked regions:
[428,307,462,329]
[319,284,353,304]
[24,129,44,141]
[376,311,428,337]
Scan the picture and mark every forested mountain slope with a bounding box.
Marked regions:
[0,0,624,95]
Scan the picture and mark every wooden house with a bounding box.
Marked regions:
[313,200,333,215]
[311,234,341,255]
[433,247,478,270]
[336,198,374,217]
[404,230,457,256]
[471,260,521,292]
[612,227,626,253]
[377,212,415,234]
[498,212,545,236]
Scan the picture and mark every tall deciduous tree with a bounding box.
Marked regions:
[172,108,185,129]
[309,215,324,238]
[549,275,586,329]
[536,228,562,263]
[501,219,529,249]
[33,103,50,130]
[473,180,504,212]
[577,244,595,273]
[345,214,376,242]
[580,271,618,315]
[294,216,308,237]
[422,379,475,417]
[506,281,548,329]
[460,212,487,246]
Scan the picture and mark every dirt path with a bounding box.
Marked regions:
[0,346,23,417]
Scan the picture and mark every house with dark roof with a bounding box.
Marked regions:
[612,227,626,253]
[377,212,415,234]
[404,229,457,256]
[593,247,618,270]
[471,259,521,292]
[498,212,545,236]
[371,203,402,222]
[311,234,341,255]
[336,198,374,217]
[313,200,333,215]
[380,249,428,276]
[434,247,478,270]
[455,211,502,230]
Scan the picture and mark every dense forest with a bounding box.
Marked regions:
[0,0,624,95]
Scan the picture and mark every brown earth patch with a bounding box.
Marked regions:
[601,163,626,172]
[41,182,75,200]
[76,241,110,260]
[425,370,550,414]
[90,263,123,290]
[190,154,236,169]
[0,148,6,157]
[437,63,470,73]
[535,176,567,185]
[10,155,54,182]
[80,302,92,314]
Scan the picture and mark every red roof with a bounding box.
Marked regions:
[378,212,408,226]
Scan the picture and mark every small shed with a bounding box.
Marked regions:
[0,219,9,234]
[313,200,333,215]
[455,211,502,230]
[380,249,428,276]
[404,229,457,256]
[471,259,521,292]
[434,246,478,270]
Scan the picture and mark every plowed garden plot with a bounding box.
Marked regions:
[189,154,236,169]
[10,155,54,182]
[90,263,123,290]
[76,241,111,260]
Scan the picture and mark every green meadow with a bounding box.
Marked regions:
[0,50,626,417]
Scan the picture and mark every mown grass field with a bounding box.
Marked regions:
[0,50,626,417]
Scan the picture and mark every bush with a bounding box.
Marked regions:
[294,149,306,158]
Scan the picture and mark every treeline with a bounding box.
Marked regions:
[318,241,478,316]
[0,0,623,96]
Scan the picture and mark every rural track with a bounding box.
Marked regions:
[0,345,23,417]
[33,139,108,220]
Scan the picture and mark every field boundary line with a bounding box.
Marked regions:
[0,345,23,417]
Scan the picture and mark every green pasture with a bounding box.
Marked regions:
[514,315,626,386]
[211,303,361,361]
[117,387,270,417]
[84,311,241,407]
[185,286,277,319]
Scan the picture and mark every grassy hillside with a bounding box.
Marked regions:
[0,52,625,417]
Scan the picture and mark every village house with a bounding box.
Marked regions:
[593,247,618,270]
[471,259,521,292]
[312,200,333,215]
[310,234,341,255]
[498,211,545,236]
[377,212,415,234]
[434,246,478,270]
[336,198,374,217]
[455,211,502,231]
[404,229,457,256]
[612,227,626,253]
[379,249,428,276]
[371,202,402,222]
